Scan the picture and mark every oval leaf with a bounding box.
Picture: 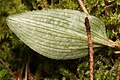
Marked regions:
[6,9,114,59]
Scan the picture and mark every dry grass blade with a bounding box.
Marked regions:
[78,0,89,14]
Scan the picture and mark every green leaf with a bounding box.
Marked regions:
[6,9,114,59]
[0,69,7,78]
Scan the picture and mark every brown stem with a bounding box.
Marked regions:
[77,0,89,14]
[78,0,94,80]
[85,17,94,80]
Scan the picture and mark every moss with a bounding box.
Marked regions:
[0,0,120,79]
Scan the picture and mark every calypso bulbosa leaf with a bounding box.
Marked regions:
[6,9,115,59]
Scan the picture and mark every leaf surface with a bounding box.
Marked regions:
[6,9,114,59]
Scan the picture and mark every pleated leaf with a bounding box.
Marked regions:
[6,9,114,59]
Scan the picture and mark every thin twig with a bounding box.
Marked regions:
[24,58,33,80]
[85,17,94,80]
[25,63,28,80]
[77,0,89,14]
[77,0,94,80]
